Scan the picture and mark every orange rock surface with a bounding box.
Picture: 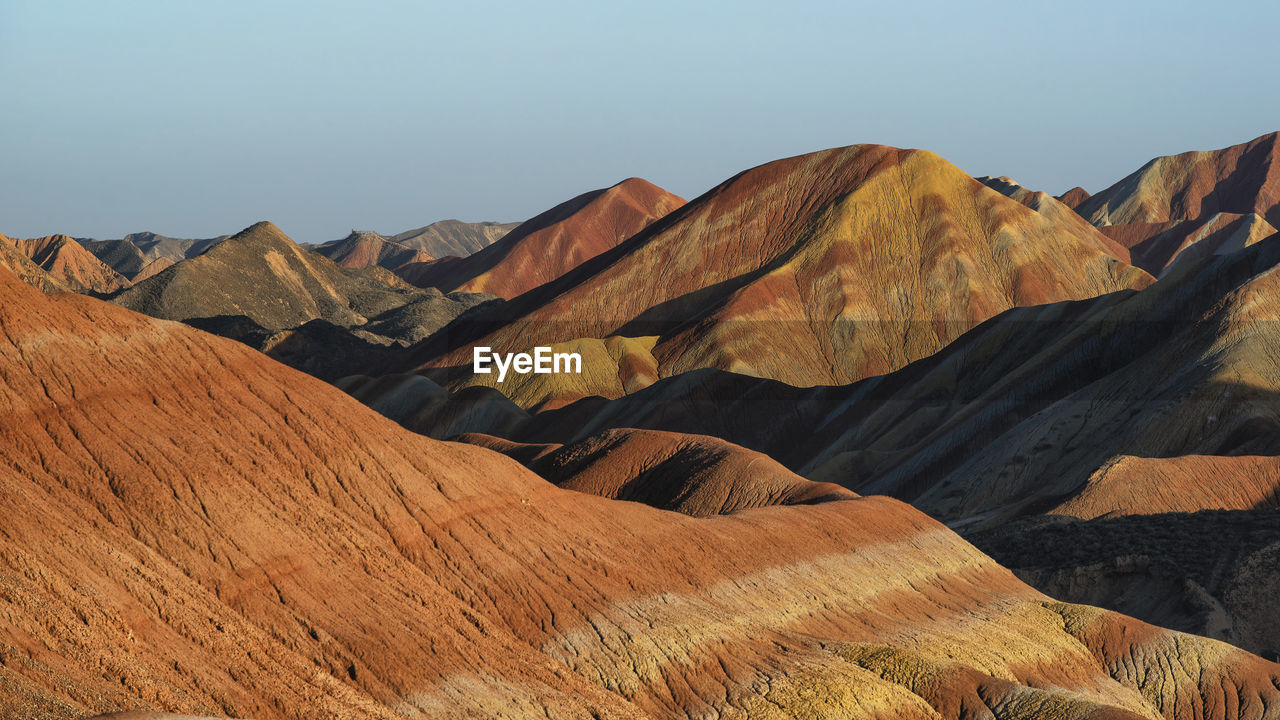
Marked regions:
[409,145,1151,407]
[0,233,70,293]
[7,233,128,294]
[399,178,684,298]
[1078,132,1280,229]
[459,428,857,516]
[1057,186,1091,209]
[1077,132,1280,268]
[2,265,1274,719]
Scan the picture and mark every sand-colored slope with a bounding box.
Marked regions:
[978,176,1134,263]
[111,221,423,331]
[117,232,227,263]
[460,428,857,517]
[1078,132,1280,230]
[1103,212,1279,276]
[400,178,684,298]
[9,233,128,294]
[312,231,433,271]
[1052,455,1280,519]
[410,145,1151,407]
[2,267,1273,719]
[0,233,70,293]
[388,219,519,258]
[78,238,152,279]
[488,233,1280,529]
[131,257,175,283]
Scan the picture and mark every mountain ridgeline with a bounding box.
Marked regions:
[6,134,1280,719]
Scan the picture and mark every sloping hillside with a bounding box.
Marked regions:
[408,145,1151,408]
[9,233,127,293]
[3,265,1275,719]
[399,178,684,298]
[111,221,424,331]
[388,219,518,257]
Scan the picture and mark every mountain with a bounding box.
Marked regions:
[77,238,151,278]
[7,265,1274,719]
[1074,132,1280,273]
[110,221,427,331]
[1058,186,1091,209]
[345,219,1280,658]
[971,510,1280,660]
[1104,212,1277,276]
[977,176,1134,264]
[0,233,70,293]
[458,428,857,517]
[338,374,531,439]
[76,238,188,284]
[7,233,128,294]
[311,230,434,271]
[361,288,498,344]
[131,256,174,283]
[387,219,519,257]
[180,288,497,381]
[398,178,685,298]
[476,231,1280,527]
[365,228,1280,531]
[407,144,1152,408]
[1077,132,1280,228]
[182,315,400,382]
[117,231,228,263]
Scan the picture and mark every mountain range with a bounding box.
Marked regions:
[401,144,1152,410]
[5,132,1280,720]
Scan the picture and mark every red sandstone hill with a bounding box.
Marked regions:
[2,266,1275,719]
[359,230,1280,533]
[1075,132,1280,273]
[1102,212,1277,276]
[1078,132,1280,228]
[5,232,128,294]
[1057,186,1091,209]
[977,176,1134,264]
[405,144,1152,408]
[346,229,1280,658]
[397,178,685,298]
[0,233,70,293]
[458,428,857,517]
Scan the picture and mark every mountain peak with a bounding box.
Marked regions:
[1078,131,1280,228]
[398,178,685,298]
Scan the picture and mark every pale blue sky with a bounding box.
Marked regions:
[3,0,1277,242]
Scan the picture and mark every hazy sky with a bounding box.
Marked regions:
[3,1,1278,243]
